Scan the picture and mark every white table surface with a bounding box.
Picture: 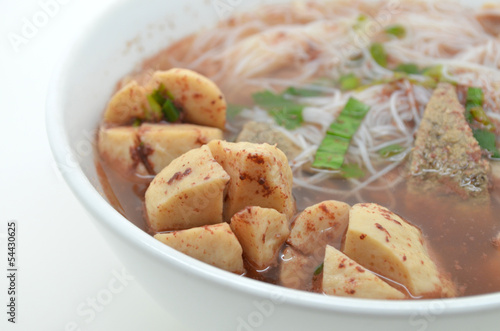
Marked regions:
[1,1,188,330]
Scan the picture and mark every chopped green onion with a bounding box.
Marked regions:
[357,14,368,22]
[132,118,142,127]
[465,87,499,157]
[473,129,500,158]
[313,135,350,169]
[252,90,304,129]
[165,89,176,101]
[422,65,443,81]
[466,87,484,106]
[385,24,406,39]
[313,98,370,169]
[226,104,245,119]
[269,105,304,130]
[378,144,405,158]
[465,87,495,130]
[252,90,297,109]
[465,87,484,123]
[470,106,495,131]
[147,84,181,123]
[340,164,365,179]
[283,86,323,97]
[417,78,439,89]
[147,94,163,117]
[314,263,324,276]
[370,42,388,68]
[162,99,180,122]
[394,63,420,75]
[353,14,368,31]
[339,73,361,91]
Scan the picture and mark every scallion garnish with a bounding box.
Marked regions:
[466,87,484,105]
[147,94,163,118]
[394,63,420,75]
[464,87,499,157]
[313,98,370,169]
[340,164,365,179]
[385,24,406,39]
[465,87,484,123]
[353,14,368,31]
[465,87,496,130]
[269,106,304,130]
[283,86,323,97]
[370,42,388,67]
[226,104,245,119]
[473,129,500,158]
[132,118,142,127]
[422,65,443,81]
[252,90,304,130]
[253,90,296,109]
[147,84,181,123]
[339,73,361,91]
[162,99,180,122]
[378,144,405,158]
[314,263,324,276]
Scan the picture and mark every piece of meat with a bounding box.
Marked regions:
[236,121,302,160]
[207,140,295,222]
[103,81,150,125]
[230,206,289,269]
[322,245,405,299]
[344,203,456,298]
[139,123,222,174]
[408,82,490,200]
[145,145,229,231]
[154,223,244,274]
[98,123,223,177]
[286,200,349,257]
[279,246,319,291]
[97,126,149,177]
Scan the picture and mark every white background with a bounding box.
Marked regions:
[0,0,188,330]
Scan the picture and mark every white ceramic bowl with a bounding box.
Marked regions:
[46,0,500,330]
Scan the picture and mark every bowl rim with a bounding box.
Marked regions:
[45,0,500,317]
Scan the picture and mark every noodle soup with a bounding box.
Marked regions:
[96,0,500,299]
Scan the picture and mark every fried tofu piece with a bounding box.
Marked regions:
[344,203,456,298]
[154,223,244,274]
[139,123,223,174]
[230,207,290,269]
[408,82,490,200]
[279,246,319,290]
[97,126,148,176]
[323,245,405,299]
[207,140,295,222]
[145,145,230,231]
[147,69,226,129]
[287,200,350,256]
[103,81,150,125]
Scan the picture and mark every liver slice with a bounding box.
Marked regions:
[408,82,490,200]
